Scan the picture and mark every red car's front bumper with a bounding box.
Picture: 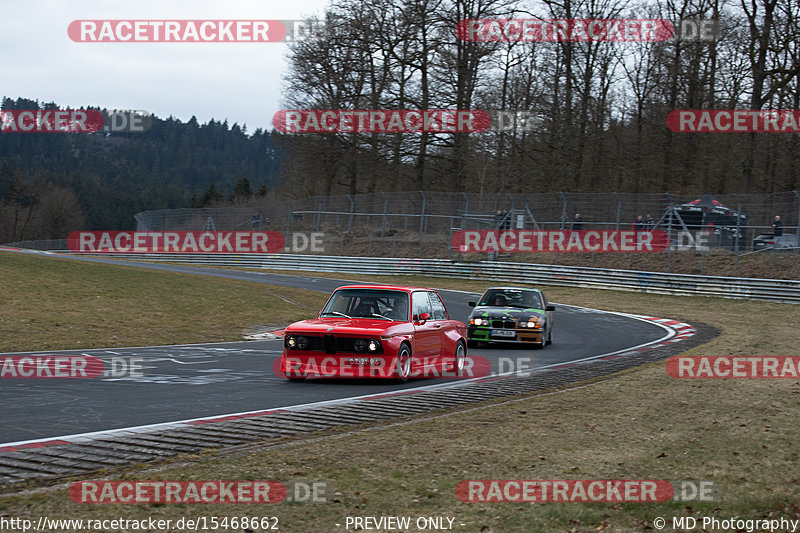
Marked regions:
[280,352,400,378]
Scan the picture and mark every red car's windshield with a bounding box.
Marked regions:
[320,289,410,321]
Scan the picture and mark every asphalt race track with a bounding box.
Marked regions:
[0,252,668,445]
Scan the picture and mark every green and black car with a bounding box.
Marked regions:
[467,287,554,349]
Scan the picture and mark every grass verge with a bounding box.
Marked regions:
[0,251,327,352]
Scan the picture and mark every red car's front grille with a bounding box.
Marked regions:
[323,334,337,354]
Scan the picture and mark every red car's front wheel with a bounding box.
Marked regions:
[394,344,412,383]
[453,342,466,376]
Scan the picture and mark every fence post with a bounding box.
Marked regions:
[347,195,354,233]
[419,190,427,235]
[666,194,673,273]
[286,202,293,237]
[771,243,776,277]
[523,197,529,229]
[734,194,741,276]
[613,192,621,230]
[559,192,567,229]
[794,190,800,255]
[734,194,741,254]
[380,192,388,237]
[449,225,453,261]
[461,191,469,230]
[700,248,705,275]
[316,199,322,233]
[447,224,456,261]
[419,191,426,255]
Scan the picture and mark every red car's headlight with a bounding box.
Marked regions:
[352,338,382,353]
[285,335,310,350]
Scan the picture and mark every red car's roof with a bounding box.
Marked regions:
[334,284,434,292]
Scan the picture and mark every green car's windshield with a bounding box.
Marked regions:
[478,289,542,309]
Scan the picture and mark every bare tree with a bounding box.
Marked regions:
[740,0,800,192]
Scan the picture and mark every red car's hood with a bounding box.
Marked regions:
[285,317,405,336]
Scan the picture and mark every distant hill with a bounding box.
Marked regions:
[0,97,282,238]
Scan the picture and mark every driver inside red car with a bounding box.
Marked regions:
[352,298,378,317]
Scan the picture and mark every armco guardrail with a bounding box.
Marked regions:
[63,252,800,304]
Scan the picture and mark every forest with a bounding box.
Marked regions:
[0,97,282,241]
[279,0,800,197]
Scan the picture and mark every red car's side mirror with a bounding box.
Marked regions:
[419,312,431,322]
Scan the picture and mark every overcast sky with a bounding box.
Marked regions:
[4,0,330,133]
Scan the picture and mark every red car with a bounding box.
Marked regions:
[279,285,467,382]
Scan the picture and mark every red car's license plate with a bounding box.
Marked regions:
[347,358,382,365]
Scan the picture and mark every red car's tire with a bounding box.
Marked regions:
[394,344,412,383]
[453,342,466,376]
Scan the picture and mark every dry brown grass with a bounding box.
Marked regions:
[0,251,326,352]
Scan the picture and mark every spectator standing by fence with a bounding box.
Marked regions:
[772,215,783,236]
[495,209,511,230]
[572,213,583,231]
[633,215,645,231]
